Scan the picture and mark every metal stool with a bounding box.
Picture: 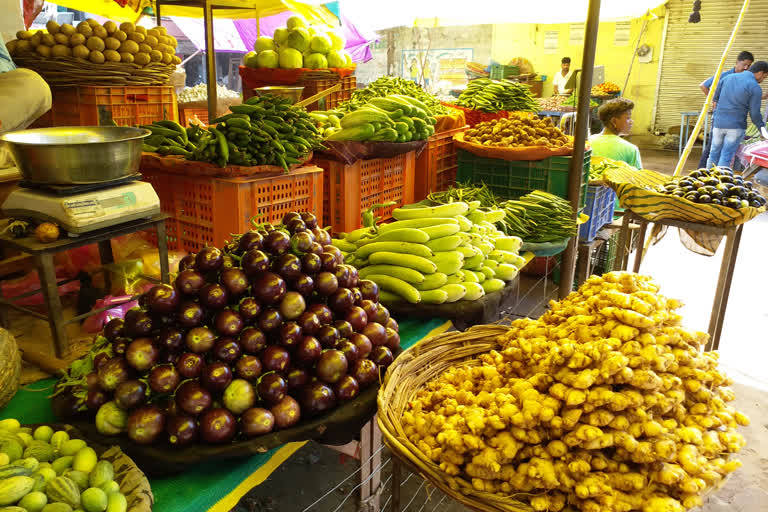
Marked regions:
[679,111,710,158]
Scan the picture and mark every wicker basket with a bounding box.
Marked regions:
[377,325,534,512]
[0,328,21,410]
[14,55,174,86]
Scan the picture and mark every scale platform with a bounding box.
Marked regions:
[2,180,161,234]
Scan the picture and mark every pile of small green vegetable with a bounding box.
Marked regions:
[336,76,451,116]
[427,184,578,242]
[563,94,598,108]
[315,95,437,142]
[141,94,324,171]
[453,78,539,113]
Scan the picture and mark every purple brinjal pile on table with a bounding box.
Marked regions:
[53,212,400,445]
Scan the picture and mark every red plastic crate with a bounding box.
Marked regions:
[414,125,468,201]
[32,85,178,127]
[314,152,416,234]
[178,106,209,126]
[142,166,323,252]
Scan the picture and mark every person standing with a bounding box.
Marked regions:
[707,61,768,168]
[697,51,754,168]
[552,57,573,96]
[589,98,643,169]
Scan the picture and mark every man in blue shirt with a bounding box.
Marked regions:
[697,51,754,168]
[707,61,768,168]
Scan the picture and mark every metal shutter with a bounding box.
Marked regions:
[653,0,768,133]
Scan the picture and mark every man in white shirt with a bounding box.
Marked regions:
[553,57,573,96]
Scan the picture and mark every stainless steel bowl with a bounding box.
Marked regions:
[0,126,151,184]
[253,86,305,104]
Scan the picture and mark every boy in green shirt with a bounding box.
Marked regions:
[589,98,643,169]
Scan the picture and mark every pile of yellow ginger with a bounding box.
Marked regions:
[403,272,748,512]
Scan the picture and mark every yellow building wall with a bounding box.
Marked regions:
[491,6,666,135]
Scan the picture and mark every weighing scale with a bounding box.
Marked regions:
[2,176,161,234]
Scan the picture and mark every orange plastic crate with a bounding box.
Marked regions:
[315,152,416,234]
[178,106,209,126]
[414,126,468,201]
[142,166,323,252]
[33,85,178,127]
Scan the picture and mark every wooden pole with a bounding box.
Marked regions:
[674,0,751,175]
[559,0,601,298]
[203,0,218,122]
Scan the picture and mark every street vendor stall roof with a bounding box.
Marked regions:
[46,0,338,24]
[339,0,667,31]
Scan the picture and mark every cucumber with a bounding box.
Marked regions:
[473,240,494,256]
[484,209,506,223]
[355,228,429,245]
[18,491,47,512]
[368,252,437,274]
[413,272,448,291]
[364,275,421,304]
[331,239,357,252]
[467,211,486,224]
[483,259,499,271]
[473,270,486,283]
[354,241,433,260]
[16,433,33,448]
[480,266,496,280]
[425,235,462,252]
[460,270,479,283]
[495,263,520,281]
[106,492,127,512]
[462,254,485,270]
[463,282,485,301]
[509,253,528,268]
[418,289,448,304]
[378,290,403,303]
[482,278,505,294]
[430,251,464,275]
[456,215,472,231]
[344,227,373,243]
[439,284,467,303]
[494,236,523,253]
[456,245,479,258]
[445,273,464,284]
[358,265,425,284]
[377,218,458,233]
[466,200,481,213]
[391,202,469,221]
[422,224,461,240]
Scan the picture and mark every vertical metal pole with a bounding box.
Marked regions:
[155,0,162,27]
[203,0,218,122]
[559,0,601,299]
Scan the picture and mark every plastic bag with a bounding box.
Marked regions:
[81,295,139,333]
[0,267,80,306]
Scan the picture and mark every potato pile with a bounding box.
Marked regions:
[404,272,748,512]
[5,19,180,67]
[463,112,570,148]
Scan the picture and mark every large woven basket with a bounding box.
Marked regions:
[0,328,21,410]
[14,55,174,86]
[377,325,534,512]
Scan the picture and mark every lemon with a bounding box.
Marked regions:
[157,36,169,46]
[16,30,30,40]
[119,22,135,35]
[172,55,181,65]
[36,44,51,58]
[128,31,145,44]
[72,44,89,59]
[41,34,55,46]
[135,25,147,36]
[149,49,162,62]
[103,37,120,51]
[119,40,139,54]
[5,40,18,54]
[119,52,134,64]
[89,50,105,63]
[15,40,31,53]
[54,33,69,45]
[86,36,105,52]
[87,18,101,28]
[138,43,152,54]
[59,24,75,36]
[166,36,178,48]
[133,52,150,66]
[46,20,60,34]
[92,25,107,39]
[113,30,127,42]
[161,52,173,65]
[146,28,161,40]
[157,26,168,35]
[29,32,41,48]
[69,33,85,46]
[103,49,120,63]
[51,44,72,57]
[103,21,118,34]
[77,23,93,37]
[144,35,158,48]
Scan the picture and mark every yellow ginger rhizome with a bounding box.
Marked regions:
[403,271,748,512]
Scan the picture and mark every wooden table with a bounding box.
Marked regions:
[0,214,170,360]
[615,210,743,351]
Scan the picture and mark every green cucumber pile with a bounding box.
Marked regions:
[0,419,127,512]
[454,78,539,113]
[314,95,437,143]
[337,76,451,116]
[332,201,526,305]
[142,94,324,170]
